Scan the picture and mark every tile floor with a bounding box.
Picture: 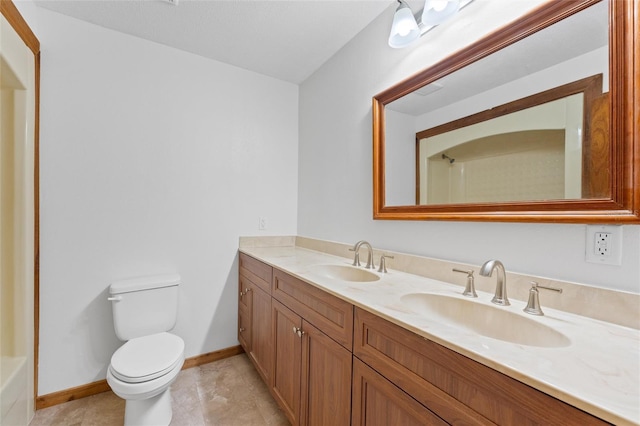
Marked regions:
[29,354,289,426]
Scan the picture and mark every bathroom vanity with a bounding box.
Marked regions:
[237,240,638,425]
[240,253,352,425]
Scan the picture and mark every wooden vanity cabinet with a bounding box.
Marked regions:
[271,270,353,426]
[353,307,609,426]
[238,253,273,383]
[239,254,609,425]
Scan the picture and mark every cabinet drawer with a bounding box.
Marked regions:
[273,269,353,350]
[239,253,272,294]
[354,308,608,425]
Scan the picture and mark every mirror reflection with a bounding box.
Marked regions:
[384,0,608,207]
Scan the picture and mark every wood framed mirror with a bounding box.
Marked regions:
[373,0,639,223]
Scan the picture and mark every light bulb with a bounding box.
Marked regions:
[430,0,447,12]
[421,0,460,26]
[397,22,412,36]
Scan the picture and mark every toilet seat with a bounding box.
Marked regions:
[107,355,183,401]
[110,332,184,384]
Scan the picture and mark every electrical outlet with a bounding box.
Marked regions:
[585,225,622,265]
[258,217,267,230]
[594,232,611,257]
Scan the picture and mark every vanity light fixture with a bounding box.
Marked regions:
[388,0,474,48]
[388,0,421,48]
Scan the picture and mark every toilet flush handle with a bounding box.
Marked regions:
[107,296,122,302]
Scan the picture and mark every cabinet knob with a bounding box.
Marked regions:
[292,326,305,338]
[239,327,245,332]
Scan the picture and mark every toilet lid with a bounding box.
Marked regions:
[110,332,184,383]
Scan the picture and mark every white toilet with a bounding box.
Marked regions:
[106,274,185,426]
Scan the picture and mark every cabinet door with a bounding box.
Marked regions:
[238,307,251,351]
[300,321,352,426]
[249,285,272,384]
[352,358,447,426]
[238,275,253,352]
[271,299,302,425]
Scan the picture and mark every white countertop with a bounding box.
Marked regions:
[239,245,640,426]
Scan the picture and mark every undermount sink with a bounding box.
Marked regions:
[400,293,571,348]
[308,264,380,283]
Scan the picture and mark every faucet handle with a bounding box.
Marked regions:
[523,281,562,316]
[453,268,477,298]
[377,254,394,273]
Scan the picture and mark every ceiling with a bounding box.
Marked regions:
[34,0,396,84]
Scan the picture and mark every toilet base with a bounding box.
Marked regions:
[124,387,173,426]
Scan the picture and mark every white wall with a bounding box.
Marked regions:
[36,9,298,395]
[384,109,415,206]
[414,47,608,132]
[298,1,640,294]
[13,1,39,35]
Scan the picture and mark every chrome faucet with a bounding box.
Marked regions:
[480,260,509,306]
[349,240,375,269]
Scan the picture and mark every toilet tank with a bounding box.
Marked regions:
[109,274,181,341]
